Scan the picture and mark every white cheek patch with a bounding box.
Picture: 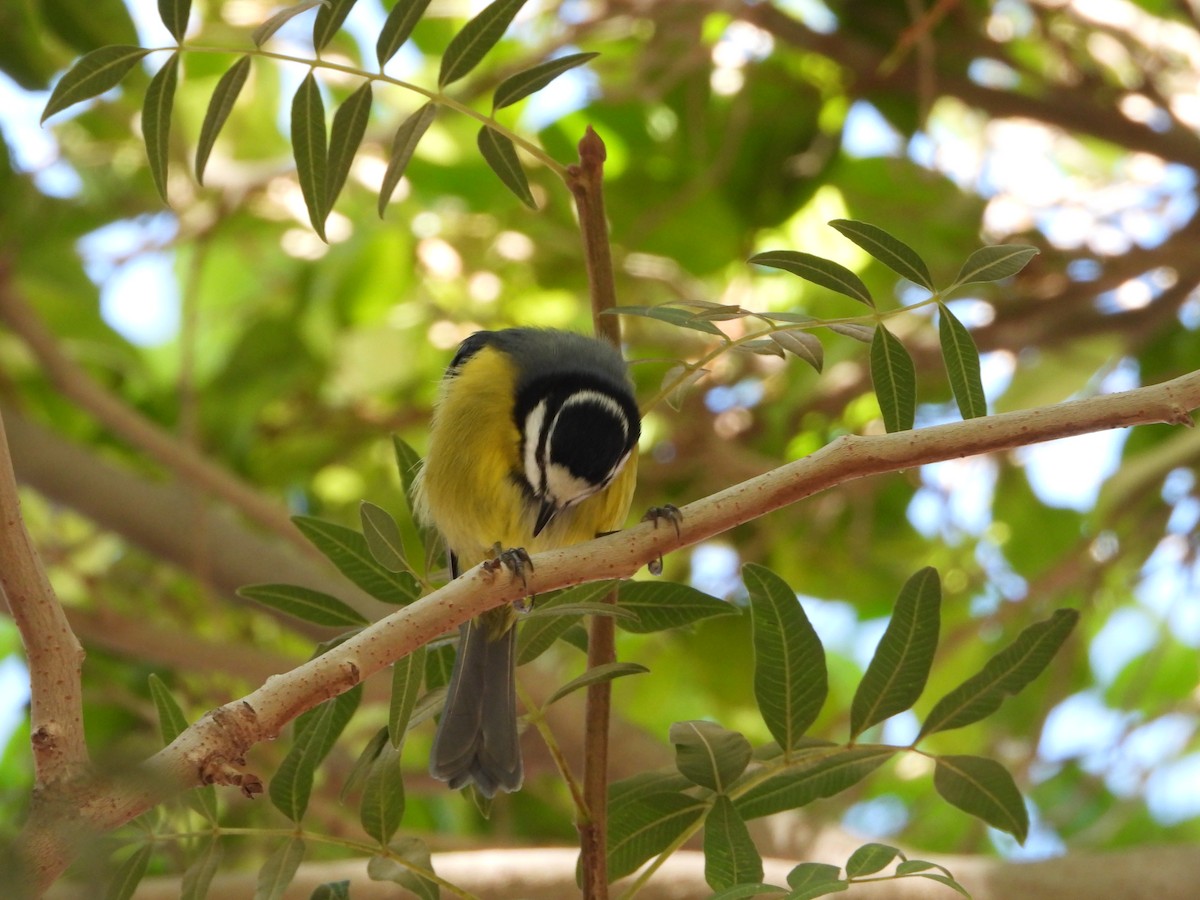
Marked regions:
[544,462,596,508]
[523,399,548,493]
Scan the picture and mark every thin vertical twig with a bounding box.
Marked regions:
[566,125,619,900]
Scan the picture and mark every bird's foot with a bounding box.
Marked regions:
[482,543,534,593]
[641,505,682,575]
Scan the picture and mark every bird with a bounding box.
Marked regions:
[413,327,641,797]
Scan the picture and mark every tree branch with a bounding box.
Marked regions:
[14,367,1200,892]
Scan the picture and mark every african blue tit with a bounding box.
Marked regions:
[414,328,641,797]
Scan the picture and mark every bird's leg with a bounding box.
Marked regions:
[641,504,683,576]
[481,543,535,608]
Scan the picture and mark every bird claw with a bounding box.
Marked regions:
[482,543,534,591]
[642,504,683,536]
[641,505,682,575]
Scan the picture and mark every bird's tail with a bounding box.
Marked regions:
[429,619,523,797]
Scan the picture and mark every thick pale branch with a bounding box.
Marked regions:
[0,411,88,785]
[18,368,1200,891]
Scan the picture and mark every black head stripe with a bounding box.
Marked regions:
[548,393,634,485]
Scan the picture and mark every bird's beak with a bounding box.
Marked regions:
[533,498,558,537]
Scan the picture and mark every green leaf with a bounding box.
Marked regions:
[341,725,388,803]
[743,564,827,751]
[310,881,351,900]
[914,873,971,897]
[749,251,873,307]
[378,103,437,217]
[293,516,421,604]
[849,567,941,739]
[238,583,369,627]
[522,601,638,622]
[313,0,357,52]
[271,688,361,821]
[477,125,536,208]
[829,219,933,291]
[938,304,987,419]
[609,769,694,805]
[769,330,823,372]
[326,80,371,211]
[545,661,648,707]
[918,609,1078,739]
[786,862,847,898]
[389,645,425,746]
[195,55,251,185]
[607,792,709,881]
[704,794,763,890]
[493,51,599,109]
[609,305,726,336]
[366,838,438,900]
[516,581,619,664]
[617,580,739,634]
[376,0,432,66]
[251,0,325,47]
[254,837,305,900]
[104,843,153,900]
[735,747,895,820]
[142,49,175,202]
[360,500,407,573]
[869,324,916,433]
[934,754,1029,843]
[828,322,875,343]
[950,244,1039,290]
[392,435,423,502]
[291,73,329,240]
[707,885,787,899]
[671,720,752,793]
[42,45,149,123]
[157,0,191,42]
[844,843,901,878]
[360,742,405,845]
[148,673,187,744]
[438,0,529,87]
[180,838,222,900]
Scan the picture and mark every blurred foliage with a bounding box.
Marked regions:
[3,0,1200,893]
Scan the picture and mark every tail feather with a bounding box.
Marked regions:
[430,620,523,797]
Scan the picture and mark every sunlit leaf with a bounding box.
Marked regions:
[849,567,940,739]
[326,81,371,211]
[749,251,873,307]
[180,838,222,900]
[769,330,823,372]
[157,0,191,42]
[607,792,709,881]
[195,55,251,184]
[671,720,752,793]
[366,838,437,899]
[42,45,149,123]
[493,51,598,109]
[293,516,421,604]
[949,244,1039,290]
[360,742,405,845]
[828,323,875,343]
[617,580,739,633]
[735,747,895,819]
[934,754,1029,843]
[377,0,432,66]
[291,72,328,240]
[104,842,153,900]
[787,862,847,898]
[938,303,987,419]
[844,843,901,878]
[389,645,424,746]
[918,609,1078,739]
[743,564,827,750]
[254,837,305,900]
[704,795,763,890]
[869,324,915,433]
[252,0,326,47]
[313,0,357,52]
[545,661,648,707]
[609,305,724,336]
[238,583,369,627]
[829,219,933,290]
[360,500,406,573]
[378,103,436,217]
[438,0,529,88]
[477,125,536,208]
